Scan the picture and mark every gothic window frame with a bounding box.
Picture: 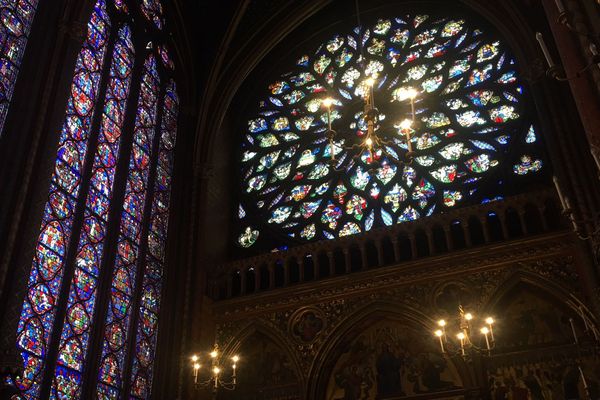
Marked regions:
[11,0,179,398]
[234,10,549,254]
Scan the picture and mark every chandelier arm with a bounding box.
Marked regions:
[217,380,237,390]
[328,157,348,172]
[194,377,218,388]
[342,143,367,151]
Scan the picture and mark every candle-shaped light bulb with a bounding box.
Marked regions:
[191,355,199,362]
[400,119,412,130]
[232,355,240,363]
[396,87,415,101]
[210,350,218,359]
[591,147,600,174]
[578,366,589,390]
[465,313,473,321]
[481,327,491,351]
[553,176,568,210]
[438,319,446,327]
[365,137,373,147]
[193,363,201,384]
[536,32,555,68]
[400,119,414,153]
[569,318,579,344]
[485,317,495,341]
[434,330,445,353]
[457,332,466,356]
[365,77,375,87]
[323,98,334,132]
[213,366,220,388]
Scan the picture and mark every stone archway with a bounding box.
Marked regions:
[308,302,469,400]
[219,324,305,400]
[480,276,600,400]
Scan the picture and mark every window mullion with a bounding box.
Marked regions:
[37,10,120,400]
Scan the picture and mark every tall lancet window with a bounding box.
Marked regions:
[12,1,179,399]
[0,0,39,137]
[237,15,546,250]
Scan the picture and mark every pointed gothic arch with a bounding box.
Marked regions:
[307,301,469,399]
[219,321,306,399]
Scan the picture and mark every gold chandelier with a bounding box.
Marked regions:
[190,344,240,395]
[321,77,419,169]
[433,306,496,358]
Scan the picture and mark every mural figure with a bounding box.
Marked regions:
[499,291,570,349]
[376,343,403,396]
[326,322,462,399]
[488,352,600,399]
[292,310,325,343]
[333,336,373,400]
[419,353,455,392]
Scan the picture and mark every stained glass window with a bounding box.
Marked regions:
[140,0,163,29]
[96,55,160,398]
[51,23,135,399]
[129,80,178,400]
[13,1,178,399]
[239,15,545,248]
[13,2,111,397]
[0,0,39,137]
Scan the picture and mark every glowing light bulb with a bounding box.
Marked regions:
[486,317,494,325]
[213,366,221,375]
[232,355,240,363]
[465,313,473,321]
[397,87,418,101]
[480,327,489,335]
[457,332,466,340]
[399,119,412,130]
[437,319,446,327]
[193,363,201,370]
[365,137,373,147]
[191,355,199,362]
[365,77,375,87]
[322,97,333,108]
[434,330,443,337]
[210,350,218,359]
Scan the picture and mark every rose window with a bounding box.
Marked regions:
[238,15,544,248]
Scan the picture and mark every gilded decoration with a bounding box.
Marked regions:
[289,307,326,344]
[214,246,588,390]
[324,320,464,399]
